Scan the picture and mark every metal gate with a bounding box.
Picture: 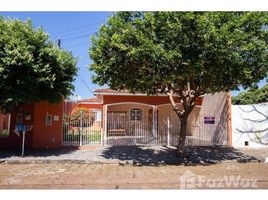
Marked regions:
[62,101,101,146]
[158,112,228,146]
[106,111,157,145]
[105,110,228,146]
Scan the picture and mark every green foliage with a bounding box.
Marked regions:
[89,12,268,96]
[232,84,268,104]
[0,129,9,138]
[64,131,101,142]
[0,18,78,113]
[70,108,95,126]
[89,12,268,150]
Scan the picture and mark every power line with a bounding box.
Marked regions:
[78,74,94,96]
[64,43,89,49]
[62,30,97,42]
[57,27,99,38]
[62,34,90,42]
[54,20,106,35]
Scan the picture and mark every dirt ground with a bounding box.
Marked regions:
[0,162,267,189]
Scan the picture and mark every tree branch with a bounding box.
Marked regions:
[166,88,183,117]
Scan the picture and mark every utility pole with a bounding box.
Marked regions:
[57,37,61,48]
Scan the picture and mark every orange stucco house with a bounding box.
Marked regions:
[0,88,232,150]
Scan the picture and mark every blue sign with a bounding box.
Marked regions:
[15,124,27,132]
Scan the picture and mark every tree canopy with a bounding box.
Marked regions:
[0,18,78,113]
[89,12,268,154]
[232,84,268,105]
[90,12,268,95]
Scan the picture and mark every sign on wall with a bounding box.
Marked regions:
[54,115,59,121]
[204,116,215,124]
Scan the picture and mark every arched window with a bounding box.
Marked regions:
[130,108,142,121]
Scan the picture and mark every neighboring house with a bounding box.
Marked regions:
[0,88,232,149]
[0,102,64,149]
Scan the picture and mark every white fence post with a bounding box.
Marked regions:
[101,109,104,146]
[104,105,108,146]
[167,116,170,146]
[21,130,25,156]
[79,109,83,146]
[152,105,157,145]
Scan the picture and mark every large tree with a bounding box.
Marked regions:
[0,18,77,113]
[89,12,268,155]
[232,84,268,104]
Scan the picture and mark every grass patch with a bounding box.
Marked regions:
[63,130,101,142]
[0,129,10,138]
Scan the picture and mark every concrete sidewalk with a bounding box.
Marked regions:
[0,146,116,164]
[1,146,267,165]
[238,148,268,162]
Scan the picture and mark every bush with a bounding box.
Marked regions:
[0,129,9,138]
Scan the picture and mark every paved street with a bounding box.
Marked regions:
[0,162,268,189]
[1,146,268,189]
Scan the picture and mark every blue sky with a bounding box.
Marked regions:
[0,12,112,100]
[0,12,266,98]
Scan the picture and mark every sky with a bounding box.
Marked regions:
[0,12,112,100]
[0,12,266,99]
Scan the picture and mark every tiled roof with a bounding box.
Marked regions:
[94,88,131,94]
[77,97,101,103]
[93,88,167,96]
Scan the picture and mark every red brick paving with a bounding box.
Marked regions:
[0,162,267,189]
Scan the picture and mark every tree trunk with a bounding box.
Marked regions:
[166,88,197,157]
[177,116,188,157]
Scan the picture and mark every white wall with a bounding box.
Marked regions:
[232,103,268,148]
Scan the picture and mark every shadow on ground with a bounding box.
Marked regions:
[0,147,79,159]
[101,146,259,166]
[0,145,260,165]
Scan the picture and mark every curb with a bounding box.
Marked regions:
[4,159,121,165]
[2,159,262,166]
[0,159,6,164]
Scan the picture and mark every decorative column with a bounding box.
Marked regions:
[100,106,104,146]
[102,105,108,146]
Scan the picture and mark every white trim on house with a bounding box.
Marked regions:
[106,102,155,107]
[157,103,180,107]
[157,103,202,108]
